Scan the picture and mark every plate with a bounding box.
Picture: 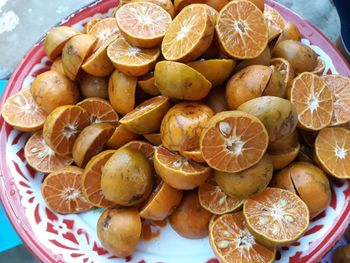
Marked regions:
[0,0,350,262]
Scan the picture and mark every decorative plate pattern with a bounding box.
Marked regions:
[0,0,350,262]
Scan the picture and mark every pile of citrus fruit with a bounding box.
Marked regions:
[2,0,350,262]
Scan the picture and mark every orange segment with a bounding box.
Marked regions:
[210,212,276,263]
[77,97,119,125]
[42,166,93,214]
[106,123,139,149]
[25,131,73,173]
[315,127,350,179]
[216,0,268,59]
[270,57,295,87]
[107,37,160,76]
[243,187,309,247]
[264,4,286,42]
[81,150,116,208]
[88,18,121,50]
[198,178,243,214]
[290,72,333,130]
[2,89,47,132]
[154,145,211,190]
[200,111,268,173]
[161,4,215,62]
[120,140,155,159]
[115,2,172,48]
[322,75,350,126]
[43,105,90,156]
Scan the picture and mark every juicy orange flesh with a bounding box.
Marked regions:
[25,131,72,173]
[323,75,350,125]
[201,116,268,172]
[117,2,171,38]
[121,140,155,158]
[42,168,92,213]
[2,89,46,128]
[89,18,121,49]
[216,1,267,58]
[264,4,285,37]
[244,188,309,241]
[211,212,275,263]
[77,99,118,124]
[156,146,207,173]
[49,107,89,154]
[162,5,207,59]
[108,37,159,65]
[82,151,115,207]
[122,96,168,120]
[291,73,333,130]
[316,127,350,178]
[199,178,243,214]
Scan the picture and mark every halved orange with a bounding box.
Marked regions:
[153,145,211,190]
[120,140,155,159]
[322,75,350,126]
[107,37,160,77]
[161,4,215,62]
[180,149,206,163]
[243,187,309,246]
[24,131,73,173]
[50,56,65,75]
[290,72,333,130]
[84,18,102,33]
[269,144,300,170]
[115,2,172,48]
[200,111,268,173]
[315,127,350,179]
[270,57,295,87]
[120,95,171,134]
[106,123,139,149]
[209,212,276,263]
[77,97,119,125]
[2,89,47,132]
[43,105,90,156]
[138,72,159,96]
[216,0,268,59]
[275,21,301,46]
[88,18,121,50]
[264,4,286,42]
[118,0,175,18]
[143,133,162,146]
[140,180,183,220]
[72,123,115,167]
[81,150,116,208]
[42,166,93,214]
[312,57,326,76]
[198,177,243,214]
[174,0,228,13]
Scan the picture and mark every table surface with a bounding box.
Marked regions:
[0,0,345,262]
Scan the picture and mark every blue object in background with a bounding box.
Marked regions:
[0,80,22,252]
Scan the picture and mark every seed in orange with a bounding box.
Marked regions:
[161,102,214,152]
[140,180,183,220]
[216,0,268,59]
[88,18,121,50]
[154,145,211,190]
[43,105,90,156]
[209,212,276,263]
[84,18,102,33]
[312,57,326,76]
[77,97,119,125]
[106,123,139,149]
[269,144,300,170]
[81,150,116,208]
[180,149,206,163]
[322,74,350,126]
[41,166,93,214]
[243,187,309,246]
[198,177,243,215]
[270,57,295,88]
[264,4,286,42]
[120,140,155,160]
[115,2,172,48]
[72,123,115,168]
[161,4,214,62]
[2,89,47,132]
[143,133,161,146]
[107,37,160,77]
[290,72,333,130]
[24,131,73,173]
[200,111,268,173]
[138,73,159,96]
[315,127,350,179]
[50,56,65,75]
[44,26,81,60]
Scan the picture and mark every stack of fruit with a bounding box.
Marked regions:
[2,0,350,262]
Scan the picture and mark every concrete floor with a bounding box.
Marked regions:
[0,0,342,262]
